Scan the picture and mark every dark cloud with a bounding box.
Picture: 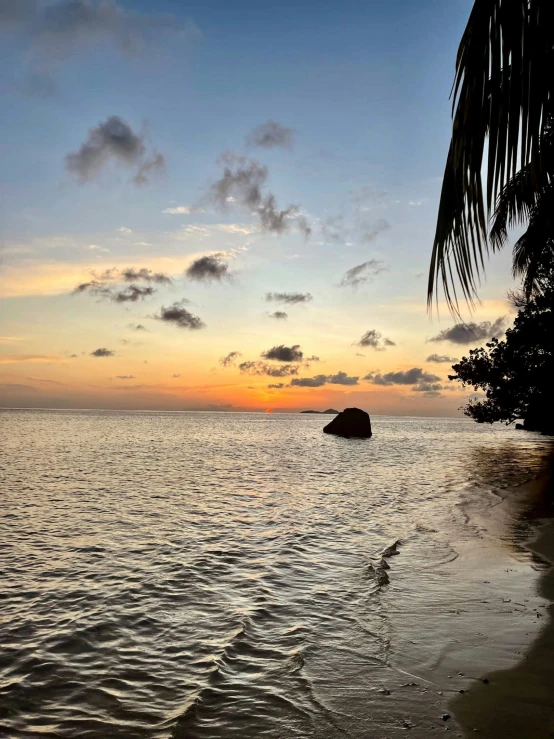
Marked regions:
[66,116,165,185]
[91,347,114,357]
[290,375,327,387]
[426,354,458,364]
[290,371,359,388]
[116,375,135,379]
[267,383,286,389]
[246,120,294,149]
[75,281,155,302]
[155,301,205,330]
[364,368,441,386]
[209,153,308,235]
[128,323,147,331]
[186,254,230,283]
[428,318,506,345]
[340,259,387,288]
[220,351,242,367]
[120,268,172,284]
[305,355,320,362]
[238,361,299,377]
[112,285,156,302]
[265,292,312,304]
[261,344,303,362]
[269,311,288,320]
[358,329,395,350]
[74,267,171,303]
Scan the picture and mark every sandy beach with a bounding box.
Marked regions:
[451,473,554,737]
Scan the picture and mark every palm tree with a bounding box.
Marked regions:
[428,0,554,310]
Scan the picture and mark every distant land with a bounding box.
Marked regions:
[300,409,339,415]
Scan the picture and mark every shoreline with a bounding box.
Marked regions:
[451,473,554,737]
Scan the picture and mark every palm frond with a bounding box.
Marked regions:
[429,0,554,309]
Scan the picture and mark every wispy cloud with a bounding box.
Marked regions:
[0,355,64,364]
[265,292,312,305]
[162,205,194,215]
[246,120,294,149]
[208,153,310,236]
[66,116,164,186]
[340,259,387,288]
[268,311,288,320]
[91,348,115,357]
[4,0,199,94]
[219,351,242,367]
[357,329,395,350]
[238,361,299,377]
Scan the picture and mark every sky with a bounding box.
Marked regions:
[0,0,517,415]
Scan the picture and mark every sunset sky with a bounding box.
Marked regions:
[0,0,516,414]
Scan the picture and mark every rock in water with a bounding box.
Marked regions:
[323,407,372,438]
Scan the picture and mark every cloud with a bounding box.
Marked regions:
[75,281,156,302]
[66,115,165,185]
[269,311,288,320]
[133,152,165,186]
[172,373,180,378]
[261,344,303,362]
[355,352,365,357]
[412,382,443,394]
[74,267,171,303]
[267,382,286,389]
[290,371,359,387]
[426,354,458,364]
[0,355,64,365]
[208,153,308,235]
[4,1,199,93]
[340,259,387,288]
[119,267,172,284]
[238,361,299,377]
[155,301,205,330]
[361,219,390,242]
[186,253,230,282]
[428,317,506,345]
[364,368,441,386]
[358,329,395,350]
[118,227,132,234]
[128,323,147,331]
[162,205,193,214]
[116,375,135,379]
[246,120,294,149]
[91,347,114,357]
[265,292,312,304]
[220,351,242,367]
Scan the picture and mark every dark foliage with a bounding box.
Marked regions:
[449,269,554,433]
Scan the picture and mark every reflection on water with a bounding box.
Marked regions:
[0,410,552,738]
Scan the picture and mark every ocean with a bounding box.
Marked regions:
[1,409,552,738]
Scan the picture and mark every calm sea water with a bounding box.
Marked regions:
[1,410,552,738]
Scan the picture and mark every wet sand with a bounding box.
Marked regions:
[451,475,554,738]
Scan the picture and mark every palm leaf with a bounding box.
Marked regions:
[429,0,554,309]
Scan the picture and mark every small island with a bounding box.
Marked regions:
[300,409,339,414]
